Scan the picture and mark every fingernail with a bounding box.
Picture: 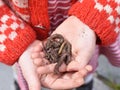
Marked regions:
[86,65,92,71]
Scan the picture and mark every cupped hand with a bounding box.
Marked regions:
[40,65,92,89]
[18,40,42,90]
[51,16,96,71]
[32,41,92,89]
[31,44,92,89]
[32,16,96,89]
[33,16,96,70]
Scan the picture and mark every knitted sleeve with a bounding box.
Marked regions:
[100,33,120,67]
[69,0,120,45]
[0,1,36,65]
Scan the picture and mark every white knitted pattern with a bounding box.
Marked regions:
[94,0,120,33]
[0,6,25,52]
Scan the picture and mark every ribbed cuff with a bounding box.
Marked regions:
[69,1,118,45]
[0,26,36,65]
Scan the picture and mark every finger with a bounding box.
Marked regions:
[67,64,92,80]
[37,63,56,74]
[67,60,80,71]
[31,52,41,59]
[75,53,90,68]
[77,66,89,77]
[67,58,92,72]
[32,51,45,59]
[67,50,93,72]
[70,65,92,80]
[33,58,43,66]
[42,73,84,89]
[85,65,93,72]
[32,52,46,66]
[39,52,45,58]
[37,63,66,74]
[59,63,67,72]
[33,42,43,52]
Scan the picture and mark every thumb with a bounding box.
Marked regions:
[25,71,41,90]
[18,40,41,90]
[25,68,41,90]
[67,53,90,71]
[19,59,41,90]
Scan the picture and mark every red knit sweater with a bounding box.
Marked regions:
[0,0,119,65]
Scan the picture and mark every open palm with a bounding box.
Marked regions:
[32,16,96,89]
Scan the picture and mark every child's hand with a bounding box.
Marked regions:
[40,65,92,89]
[31,44,92,89]
[31,16,95,89]
[52,16,96,71]
[33,16,96,71]
[18,40,42,90]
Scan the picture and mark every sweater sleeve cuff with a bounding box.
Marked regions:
[0,25,36,65]
[69,1,119,45]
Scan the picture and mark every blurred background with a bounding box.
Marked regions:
[0,55,120,90]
